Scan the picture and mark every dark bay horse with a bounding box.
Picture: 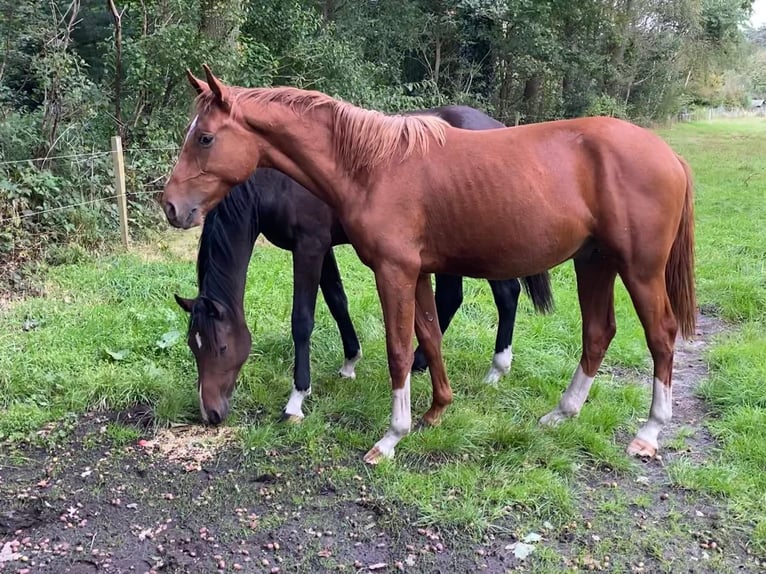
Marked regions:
[162,66,695,464]
[175,162,547,424]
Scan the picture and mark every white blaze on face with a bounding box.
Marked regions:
[198,381,207,423]
[195,332,203,350]
[184,115,199,145]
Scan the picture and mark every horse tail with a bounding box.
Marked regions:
[522,271,555,314]
[666,154,697,339]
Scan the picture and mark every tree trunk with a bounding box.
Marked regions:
[522,73,542,122]
[200,0,242,51]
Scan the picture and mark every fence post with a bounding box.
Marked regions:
[110,135,130,249]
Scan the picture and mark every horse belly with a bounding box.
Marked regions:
[420,183,588,279]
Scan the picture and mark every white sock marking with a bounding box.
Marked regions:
[540,364,595,426]
[339,349,363,379]
[284,387,311,419]
[184,115,199,145]
[485,346,512,384]
[369,374,412,459]
[634,377,672,451]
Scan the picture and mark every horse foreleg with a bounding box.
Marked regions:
[485,278,521,384]
[414,273,453,426]
[281,247,323,423]
[319,249,362,379]
[363,264,418,464]
[541,258,617,425]
[413,274,462,372]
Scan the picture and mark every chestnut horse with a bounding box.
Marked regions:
[175,165,548,424]
[162,66,695,464]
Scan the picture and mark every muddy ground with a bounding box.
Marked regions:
[2,313,765,573]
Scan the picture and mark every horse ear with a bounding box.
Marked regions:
[200,296,226,319]
[174,294,195,313]
[202,63,228,107]
[186,69,208,95]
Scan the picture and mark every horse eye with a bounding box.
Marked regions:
[219,344,228,354]
[198,133,214,148]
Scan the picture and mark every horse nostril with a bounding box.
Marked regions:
[164,201,177,221]
[206,409,222,426]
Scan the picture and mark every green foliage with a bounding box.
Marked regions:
[586,94,628,118]
[0,0,759,269]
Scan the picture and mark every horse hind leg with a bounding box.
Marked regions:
[319,249,362,379]
[485,278,521,384]
[281,248,323,423]
[414,273,453,426]
[413,273,463,373]
[620,272,678,458]
[540,257,617,425]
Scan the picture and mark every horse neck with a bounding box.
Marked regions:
[197,184,261,319]
[242,103,354,211]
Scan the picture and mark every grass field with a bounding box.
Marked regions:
[1,118,765,570]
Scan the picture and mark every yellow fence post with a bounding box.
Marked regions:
[110,135,130,249]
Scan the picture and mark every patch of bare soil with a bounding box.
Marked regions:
[0,411,501,574]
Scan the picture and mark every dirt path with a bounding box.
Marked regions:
[2,313,764,573]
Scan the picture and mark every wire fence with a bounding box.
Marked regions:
[0,146,180,167]
[0,189,161,225]
[0,139,177,246]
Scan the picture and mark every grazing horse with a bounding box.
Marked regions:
[174,164,548,424]
[162,66,696,464]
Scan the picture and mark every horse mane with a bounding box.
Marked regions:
[189,181,259,352]
[196,87,449,173]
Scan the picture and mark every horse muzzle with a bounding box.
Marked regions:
[162,199,201,229]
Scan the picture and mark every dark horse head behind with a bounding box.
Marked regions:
[174,184,258,424]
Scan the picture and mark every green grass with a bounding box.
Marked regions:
[657,119,766,552]
[1,118,765,555]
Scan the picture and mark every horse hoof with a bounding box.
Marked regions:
[363,445,393,465]
[539,409,570,427]
[413,418,434,432]
[627,437,657,459]
[339,351,362,379]
[484,370,502,385]
[338,366,357,379]
[279,412,304,425]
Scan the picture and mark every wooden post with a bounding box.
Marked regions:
[110,135,130,248]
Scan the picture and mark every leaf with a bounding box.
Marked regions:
[105,348,130,361]
[511,542,536,560]
[155,329,181,349]
[523,532,542,543]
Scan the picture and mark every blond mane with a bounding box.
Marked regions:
[196,87,448,173]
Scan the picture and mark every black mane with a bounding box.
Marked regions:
[188,178,260,351]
